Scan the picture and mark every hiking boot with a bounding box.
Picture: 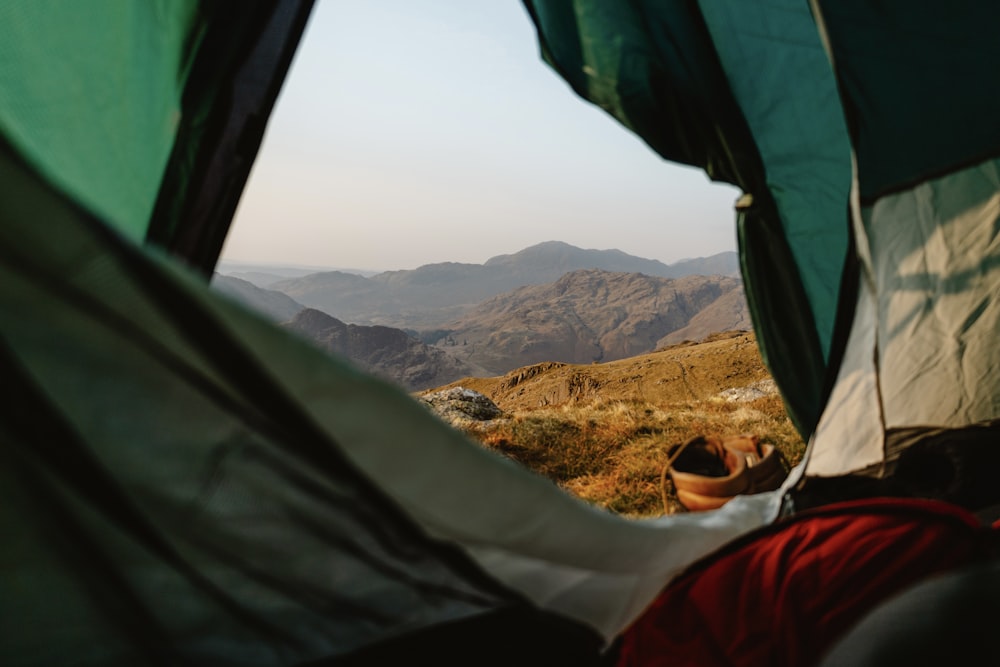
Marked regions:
[666,434,787,512]
[722,434,788,495]
[667,436,751,511]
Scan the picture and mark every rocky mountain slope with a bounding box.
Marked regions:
[282,308,488,391]
[262,241,739,329]
[209,276,487,390]
[429,269,748,375]
[657,285,753,346]
[211,274,306,322]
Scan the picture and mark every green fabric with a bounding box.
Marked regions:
[524,0,762,187]
[0,1,202,241]
[737,195,827,438]
[698,0,851,362]
[819,1,1000,202]
[0,138,517,665]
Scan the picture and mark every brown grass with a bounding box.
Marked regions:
[458,389,804,518]
[425,332,806,517]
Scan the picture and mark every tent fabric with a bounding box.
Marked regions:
[0,135,786,665]
[0,1,312,275]
[733,199,830,437]
[818,559,1000,667]
[698,0,851,364]
[817,1,1000,203]
[146,0,315,277]
[787,421,1000,516]
[4,0,1000,664]
[799,0,1000,482]
[522,0,759,186]
[0,1,201,241]
[615,498,997,667]
[807,158,1000,478]
[864,162,1000,428]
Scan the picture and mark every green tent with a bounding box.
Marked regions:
[2,1,999,665]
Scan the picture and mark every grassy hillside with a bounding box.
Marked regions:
[422,331,805,516]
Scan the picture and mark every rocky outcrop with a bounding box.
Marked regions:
[419,387,506,430]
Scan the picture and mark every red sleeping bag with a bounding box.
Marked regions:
[616,498,997,667]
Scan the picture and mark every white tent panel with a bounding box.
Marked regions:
[806,284,883,477]
[873,159,1000,428]
[807,158,1000,478]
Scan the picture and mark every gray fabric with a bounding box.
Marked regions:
[819,561,1000,667]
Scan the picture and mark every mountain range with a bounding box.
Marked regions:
[236,241,739,329]
[212,241,748,390]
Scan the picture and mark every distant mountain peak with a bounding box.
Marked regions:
[290,307,342,326]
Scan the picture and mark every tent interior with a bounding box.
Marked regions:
[2,1,1000,666]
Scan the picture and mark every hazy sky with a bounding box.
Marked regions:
[221,0,741,272]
